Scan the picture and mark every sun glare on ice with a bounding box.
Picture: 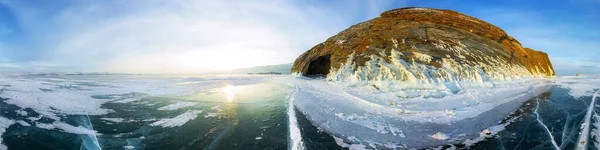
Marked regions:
[221,85,237,102]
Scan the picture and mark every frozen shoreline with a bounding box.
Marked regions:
[289,76,553,149]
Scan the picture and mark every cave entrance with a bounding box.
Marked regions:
[305,54,331,76]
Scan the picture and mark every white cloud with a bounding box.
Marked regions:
[0,62,20,69]
[0,0,396,73]
[49,0,331,73]
[0,61,65,73]
[551,57,600,76]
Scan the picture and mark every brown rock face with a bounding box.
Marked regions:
[291,7,554,78]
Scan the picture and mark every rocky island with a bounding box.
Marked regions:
[289,7,556,149]
[292,7,553,80]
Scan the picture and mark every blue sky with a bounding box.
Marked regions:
[0,0,598,75]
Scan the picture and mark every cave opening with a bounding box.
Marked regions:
[305,54,331,76]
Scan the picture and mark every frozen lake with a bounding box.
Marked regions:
[0,74,599,149]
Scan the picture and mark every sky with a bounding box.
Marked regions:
[0,0,598,75]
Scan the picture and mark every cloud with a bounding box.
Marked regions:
[0,62,20,70]
[0,61,65,73]
[551,57,600,76]
[0,0,396,73]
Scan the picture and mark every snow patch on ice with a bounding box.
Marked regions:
[111,97,142,103]
[15,110,28,116]
[0,116,15,150]
[459,112,524,148]
[26,116,42,122]
[35,121,98,135]
[332,136,368,150]
[431,132,449,140]
[16,120,31,126]
[157,102,197,111]
[204,113,220,118]
[101,118,126,123]
[150,110,202,128]
[0,78,112,116]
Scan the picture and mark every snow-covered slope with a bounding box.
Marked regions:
[327,50,540,99]
[288,74,551,148]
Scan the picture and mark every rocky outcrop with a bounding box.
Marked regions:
[291,7,554,81]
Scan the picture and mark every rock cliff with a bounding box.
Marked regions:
[291,7,554,82]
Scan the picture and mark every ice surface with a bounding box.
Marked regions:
[150,110,203,128]
[0,75,266,117]
[304,74,600,149]
[535,99,560,150]
[5,73,599,149]
[0,74,267,142]
[552,75,600,149]
[0,78,112,117]
[289,77,551,148]
[554,75,600,99]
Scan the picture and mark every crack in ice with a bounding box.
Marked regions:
[79,115,101,150]
[534,98,560,150]
[288,86,304,150]
[560,114,571,147]
[576,89,600,150]
[591,112,600,150]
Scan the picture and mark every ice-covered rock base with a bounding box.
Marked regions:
[289,75,552,149]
